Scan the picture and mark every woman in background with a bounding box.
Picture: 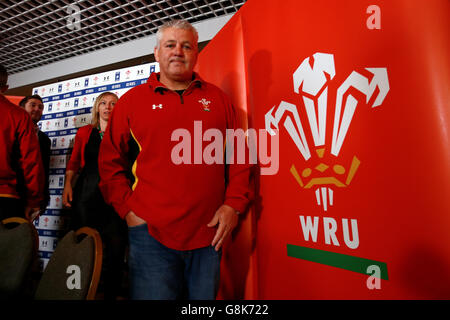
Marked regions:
[63,91,127,300]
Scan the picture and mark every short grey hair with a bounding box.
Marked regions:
[155,19,198,48]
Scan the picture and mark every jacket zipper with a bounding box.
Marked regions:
[179,92,184,104]
[155,79,200,105]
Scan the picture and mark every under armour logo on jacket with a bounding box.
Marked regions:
[152,104,163,109]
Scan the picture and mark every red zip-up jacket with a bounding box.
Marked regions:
[0,94,44,208]
[66,125,94,173]
[99,72,252,250]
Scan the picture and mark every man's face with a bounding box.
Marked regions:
[154,27,198,84]
[24,98,44,124]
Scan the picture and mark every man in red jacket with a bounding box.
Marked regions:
[99,20,252,299]
[0,64,44,221]
[19,95,51,215]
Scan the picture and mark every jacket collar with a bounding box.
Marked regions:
[147,72,204,93]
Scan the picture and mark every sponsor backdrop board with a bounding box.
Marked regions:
[32,62,159,270]
[197,0,450,299]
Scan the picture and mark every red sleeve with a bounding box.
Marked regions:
[222,90,254,214]
[18,112,45,208]
[98,95,133,219]
[67,125,92,172]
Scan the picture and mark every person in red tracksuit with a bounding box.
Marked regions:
[98,20,253,300]
[0,64,44,221]
[19,95,51,216]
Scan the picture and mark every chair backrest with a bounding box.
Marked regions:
[34,227,103,300]
[0,217,38,299]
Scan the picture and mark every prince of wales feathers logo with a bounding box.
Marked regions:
[265,52,389,211]
[199,98,211,111]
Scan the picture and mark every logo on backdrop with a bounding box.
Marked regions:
[265,52,389,211]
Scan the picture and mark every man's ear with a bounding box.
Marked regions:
[154,46,159,62]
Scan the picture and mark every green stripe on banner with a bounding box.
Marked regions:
[287,244,389,280]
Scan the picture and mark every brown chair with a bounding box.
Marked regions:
[34,227,103,300]
[0,217,39,299]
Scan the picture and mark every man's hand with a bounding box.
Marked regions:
[207,204,239,251]
[125,210,146,227]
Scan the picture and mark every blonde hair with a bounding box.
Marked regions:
[91,92,118,128]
